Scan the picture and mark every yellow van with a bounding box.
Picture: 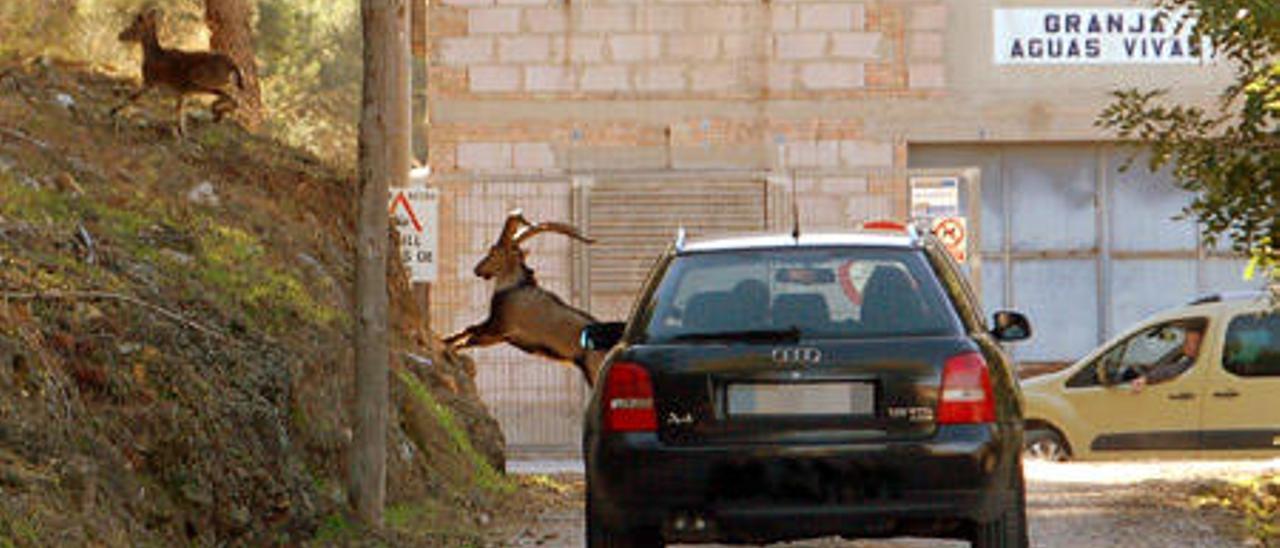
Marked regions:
[1021,293,1280,461]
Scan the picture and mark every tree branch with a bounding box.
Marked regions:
[0,290,228,342]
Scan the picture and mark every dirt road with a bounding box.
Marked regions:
[500,459,1280,547]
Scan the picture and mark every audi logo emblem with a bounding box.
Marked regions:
[771,347,822,365]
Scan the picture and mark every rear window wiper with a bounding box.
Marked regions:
[669,326,801,343]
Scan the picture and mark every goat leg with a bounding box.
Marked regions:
[210,91,237,123]
[442,330,470,347]
[109,86,150,120]
[444,323,505,350]
[580,351,605,387]
[174,95,186,138]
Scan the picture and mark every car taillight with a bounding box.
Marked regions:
[602,362,657,432]
[937,352,996,424]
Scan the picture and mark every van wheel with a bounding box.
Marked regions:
[587,492,665,548]
[971,462,1029,548]
[1023,428,1070,462]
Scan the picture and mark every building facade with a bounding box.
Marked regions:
[422,0,1256,454]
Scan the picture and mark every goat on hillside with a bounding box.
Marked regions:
[444,211,606,385]
[111,8,245,137]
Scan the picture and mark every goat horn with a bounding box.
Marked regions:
[515,222,596,245]
[497,209,530,244]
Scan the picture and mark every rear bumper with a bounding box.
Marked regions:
[586,424,1017,543]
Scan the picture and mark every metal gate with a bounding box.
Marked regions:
[584,177,769,321]
[909,144,1256,369]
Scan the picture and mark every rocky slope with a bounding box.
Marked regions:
[0,55,509,545]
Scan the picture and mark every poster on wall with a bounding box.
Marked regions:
[993,8,1211,65]
[910,176,960,219]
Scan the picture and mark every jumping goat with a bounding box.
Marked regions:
[444,210,605,385]
[111,8,245,137]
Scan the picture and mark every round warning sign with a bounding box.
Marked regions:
[931,217,967,263]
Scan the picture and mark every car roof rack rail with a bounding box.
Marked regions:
[1188,290,1269,305]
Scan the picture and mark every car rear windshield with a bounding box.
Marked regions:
[636,247,960,343]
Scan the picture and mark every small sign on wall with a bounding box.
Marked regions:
[910,176,960,219]
[993,8,1210,65]
[932,216,968,264]
[389,184,439,283]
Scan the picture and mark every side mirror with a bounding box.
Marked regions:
[580,322,626,351]
[991,311,1032,342]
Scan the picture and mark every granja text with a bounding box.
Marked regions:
[1008,11,1205,61]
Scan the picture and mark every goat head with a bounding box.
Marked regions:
[117,7,160,43]
[473,209,594,282]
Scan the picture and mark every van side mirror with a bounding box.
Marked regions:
[581,322,626,351]
[991,311,1032,342]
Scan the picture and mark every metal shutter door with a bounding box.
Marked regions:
[586,180,768,322]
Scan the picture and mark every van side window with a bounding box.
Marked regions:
[1066,350,1111,388]
[1065,318,1207,388]
[1223,311,1280,377]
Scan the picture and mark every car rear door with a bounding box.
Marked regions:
[1199,306,1280,455]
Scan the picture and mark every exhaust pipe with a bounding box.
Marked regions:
[668,511,713,537]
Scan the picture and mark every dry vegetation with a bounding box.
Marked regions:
[0,54,533,546]
[1194,474,1280,546]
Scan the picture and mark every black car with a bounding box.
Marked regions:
[581,226,1033,547]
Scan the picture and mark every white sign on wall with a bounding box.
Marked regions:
[993,8,1210,65]
[389,184,439,283]
[910,176,960,219]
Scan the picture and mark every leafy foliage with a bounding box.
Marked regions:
[1097,0,1280,279]
[255,0,361,161]
[0,0,206,66]
[1194,474,1280,545]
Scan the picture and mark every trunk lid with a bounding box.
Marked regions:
[627,337,975,446]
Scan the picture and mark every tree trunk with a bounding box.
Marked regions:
[350,0,411,526]
[203,0,262,125]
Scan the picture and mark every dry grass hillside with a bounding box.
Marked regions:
[0,54,541,546]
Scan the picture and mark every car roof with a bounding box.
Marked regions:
[1143,292,1275,323]
[679,231,918,253]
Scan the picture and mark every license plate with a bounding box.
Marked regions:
[727,382,875,416]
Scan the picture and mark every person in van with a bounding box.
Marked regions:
[1129,324,1204,393]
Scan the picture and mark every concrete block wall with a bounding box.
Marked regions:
[428,0,948,222]
[432,0,947,98]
